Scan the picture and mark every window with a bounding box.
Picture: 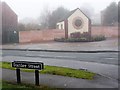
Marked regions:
[74,19,82,27]
[56,25,59,29]
[61,24,63,29]
[72,17,84,29]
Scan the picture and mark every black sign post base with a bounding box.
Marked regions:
[16,68,21,84]
[35,70,39,86]
[12,61,44,86]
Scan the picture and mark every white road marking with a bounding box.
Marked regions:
[26,54,76,59]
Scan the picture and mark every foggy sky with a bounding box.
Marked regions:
[2,0,119,21]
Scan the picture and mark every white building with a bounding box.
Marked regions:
[56,8,91,38]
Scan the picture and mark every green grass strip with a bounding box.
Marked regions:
[1,62,95,80]
[2,80,59,90]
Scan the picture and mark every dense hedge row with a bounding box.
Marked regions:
[54,35,106,42]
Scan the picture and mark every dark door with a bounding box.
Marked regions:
[8,31,19,43]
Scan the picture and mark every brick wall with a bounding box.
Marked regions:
[19,26,118,43]
[91,26,118,37]
[19,29,65,43]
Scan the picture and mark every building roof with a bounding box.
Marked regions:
[58,8,90,22]
[2,2,17,16]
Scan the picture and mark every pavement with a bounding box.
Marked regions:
[1,38,118,52]
[1,68,118,88]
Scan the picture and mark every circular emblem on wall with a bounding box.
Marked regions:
[72,17,84,29]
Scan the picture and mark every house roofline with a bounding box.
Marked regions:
[2,1,18,17]
[57,8,91,23]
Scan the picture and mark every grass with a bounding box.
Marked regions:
[1,62,95,80]
[2,81,59,90]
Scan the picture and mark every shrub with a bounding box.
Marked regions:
[54,35,106,42]
[70,32,81,38]
[54,38,65,42]
[82,32,91,39]
[70,32,91,39]
[91,35,106,41]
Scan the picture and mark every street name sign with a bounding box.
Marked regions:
[12,61,44,86]
[12,61,44,70]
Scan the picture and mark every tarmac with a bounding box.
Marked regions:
[1,38,118,52]
[1,37,119,88]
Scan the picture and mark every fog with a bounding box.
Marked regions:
[2,0,119,24]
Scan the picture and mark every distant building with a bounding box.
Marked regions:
[56,8,91,38]
[2,2,18,44]
[0,1,2,44]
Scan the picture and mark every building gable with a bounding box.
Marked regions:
[56,8,91,38]
[68,8,89,22]
[67,8,90,36]
[58,8,90,22]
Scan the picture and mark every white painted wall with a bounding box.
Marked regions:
[67,9,89,36]
[56,21,64,29]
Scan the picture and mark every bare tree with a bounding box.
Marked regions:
[39,6,69,29]
[18,23,25,31]
[25,23,41,31]
[39,6,51,29]
[48,7,70,29]
[118,1,120,25]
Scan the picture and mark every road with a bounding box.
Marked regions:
[2,50,118,65]
[1,38,119,88]
[2,49,118,80]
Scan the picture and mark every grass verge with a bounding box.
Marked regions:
[2,80,59,90]
[1,62,95,80]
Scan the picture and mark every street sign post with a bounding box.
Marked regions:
[12,61,44,86]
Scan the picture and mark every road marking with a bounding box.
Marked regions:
[26,54,76,59]
[105,58,115,60]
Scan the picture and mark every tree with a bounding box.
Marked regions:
[39,6,51,29]
[25,23,41,31]
[18,23,41,31]
[102,2,118,26]
[17,23,25,31]
[48,7,70,29]
[39,6,70,29]
[118,1,120,24]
